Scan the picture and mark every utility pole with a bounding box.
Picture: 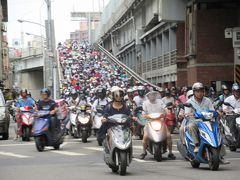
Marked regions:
[45,0,57,99]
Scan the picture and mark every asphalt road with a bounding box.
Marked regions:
[0,122,240,180]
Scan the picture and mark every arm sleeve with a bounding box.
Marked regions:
[103,104,111,118]
[92,99,98,111]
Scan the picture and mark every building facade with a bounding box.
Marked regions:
[0,0,10,89]
[96,0,240,90]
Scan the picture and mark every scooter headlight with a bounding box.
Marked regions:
[201,112,214,120]
[78,116,90,124]
[151,121,162,131]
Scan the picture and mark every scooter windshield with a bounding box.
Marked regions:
[108,114,129,124]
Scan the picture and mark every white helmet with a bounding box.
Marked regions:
[186,90,194,99]
[111,86,124,98]
[192,82,204,91]
[137,86,145,91]
[127,88,133,93]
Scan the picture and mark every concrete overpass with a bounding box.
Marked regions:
[10,48,44,99]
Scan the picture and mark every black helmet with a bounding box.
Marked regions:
[40,88,51,97]
[97,87,106,94]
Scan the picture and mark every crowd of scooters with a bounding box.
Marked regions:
[12,40,240,176]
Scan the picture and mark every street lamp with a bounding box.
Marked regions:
[17,19,46,29]
[25,32,46,40]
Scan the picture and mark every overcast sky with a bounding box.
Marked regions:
[8,0,109,47]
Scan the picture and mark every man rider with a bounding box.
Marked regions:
[16,89,36,139]
[140,91,176,160]
[133,86,146,107]
[162,88,175,105]
[184,82,228,164]
[223,83,240,141]
[92,87,111,112]
[36,88,58,131]
[219,84,231,102]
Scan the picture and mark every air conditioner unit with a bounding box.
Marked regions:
[233,27,240,48]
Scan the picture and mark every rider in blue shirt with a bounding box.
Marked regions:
[15,89,36,139]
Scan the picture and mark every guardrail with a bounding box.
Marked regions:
[9,48,43,60]
[95,43,159,89]
[142,49,177,73]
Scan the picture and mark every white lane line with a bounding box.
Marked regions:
[0,151,32,158]
[0,143,35,147]
[50,151,86,156]
[60,142,68,148]
[84,147,103,151]
[133,158,155,163]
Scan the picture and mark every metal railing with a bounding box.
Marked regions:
[142,49,177,73]
[9,47,43,60]
[95,43,159,89]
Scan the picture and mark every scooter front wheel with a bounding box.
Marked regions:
[208,148,220,171]
[24,127,31,141]
[190,160,200,168]
[35,136,45,152]
[53,144,60,150]
[119,151,127,176]
[82,130,88,143]
[229,146,237,152]
[153,144,162,162]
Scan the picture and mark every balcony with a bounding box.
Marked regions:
[142,49,177,73]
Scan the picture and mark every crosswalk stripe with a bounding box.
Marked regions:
[84,147,103,151]
[50,151,86,156]
[0,151,32,158]
[0,143,34,147]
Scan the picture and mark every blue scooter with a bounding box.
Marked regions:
[33,110,64,152]
[177,103,223,171]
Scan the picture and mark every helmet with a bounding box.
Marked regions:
[71,88,77,95]
[157,87,164,92]
[111,86,124,98]
[127,88,133,93]
[192,82,204,91]
[137,86,145,96]
[20,88,28,94]
[181,86,188,92]
[165,88,171,96]
[186,90,194,99]
[222,84,229,90]
[40,88,51,97]
[232,83,240,91]
[97,87,106,93]
[137,86,145,91]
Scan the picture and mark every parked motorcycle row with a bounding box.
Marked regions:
[4,41,240,176]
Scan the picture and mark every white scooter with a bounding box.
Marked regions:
[103,114,132,176]
[68,106,78,138]
[92,106,104,145]
[221,102,240,151]
[145,113,168,161]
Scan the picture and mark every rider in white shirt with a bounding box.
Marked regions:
[133,86,146,107]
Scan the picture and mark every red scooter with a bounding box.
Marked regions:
[19,106,34,141]
[165,102,176,134]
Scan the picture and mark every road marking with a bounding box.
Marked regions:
[50,150,86,156]
[0,143,35,147]
[60,142,68,148]
[84,147,103,151]
[0,151,32,158]
[133,158,155,163]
